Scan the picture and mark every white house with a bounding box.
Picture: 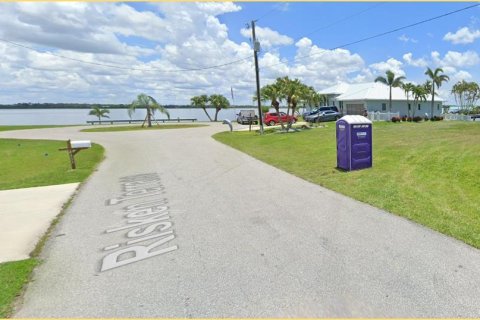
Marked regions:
[319,82,444,117]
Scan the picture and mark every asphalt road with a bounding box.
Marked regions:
[2,123,480,317]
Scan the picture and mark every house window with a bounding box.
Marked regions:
[418,104,421,110]
[381,103,386,111]
[408,103,411,111]
[437,104,440,110]
[339,101,343,111]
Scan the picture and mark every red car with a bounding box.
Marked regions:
[263,112,297,126]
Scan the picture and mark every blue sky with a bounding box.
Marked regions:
[0,2,479,105]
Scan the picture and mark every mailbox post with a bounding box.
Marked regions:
[336,115,372,171]
[59,139,92,169]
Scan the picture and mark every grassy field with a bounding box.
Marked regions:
[0,139,104,190]
[0,259,37,318]
[214,121,480,248]
[81,124,206,132]
[0,138,104,316]
[0,125,75,132]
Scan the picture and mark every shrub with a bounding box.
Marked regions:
[401,115,407,122]
[391,116,401,123]
[430,116,444,121]
[407,116,413,122]
[413,116,423,122]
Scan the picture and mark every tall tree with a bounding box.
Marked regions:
[374,70,406,112]
[402,82,415,117]
[425,67,449,118]
[258,83,284,129]
[88,105,110,122]
[452,80,480,112]
[411,84,428,117]
[277,76,308,131]
[129,94,169,127]
[191,95,212,122]
[209,94,230,121]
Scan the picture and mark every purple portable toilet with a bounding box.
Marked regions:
[336,115,372,171]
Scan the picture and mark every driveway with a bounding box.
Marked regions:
[2,123,479,317]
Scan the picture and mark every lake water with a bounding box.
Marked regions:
[0,108,288,125]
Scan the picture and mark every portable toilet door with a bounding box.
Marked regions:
[336,115,373,171]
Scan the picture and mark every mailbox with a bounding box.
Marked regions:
[59,139,93,169]
[336,115,372,171]
[70,140,91,149]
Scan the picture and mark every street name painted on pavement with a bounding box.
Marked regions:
[101,173,178,272]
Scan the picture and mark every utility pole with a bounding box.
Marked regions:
[251,20,264,134]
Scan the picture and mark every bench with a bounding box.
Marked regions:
[86,118,197,125]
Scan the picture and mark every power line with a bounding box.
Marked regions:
[296,2,385,42]
[261,3,480,70]
[0,38,252,73]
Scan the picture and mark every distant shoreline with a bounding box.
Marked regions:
[0,104,253,110]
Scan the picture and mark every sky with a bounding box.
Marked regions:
[0,1,479,105]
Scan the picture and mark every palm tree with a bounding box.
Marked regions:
[277,76,308,131]
[375,70,406,112]
[411,84,428,117]
[401,82,415,117]
[191,95,212,122]
[209,94,230,121]
[129,93,169,127]
[258,83,284,129]
[88,105,110,122]
[425,67,449,118]
[452,80,480,112]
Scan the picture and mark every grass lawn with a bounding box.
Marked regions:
[0,259,38,318]
[0,125,76,132]
[0,138,104,316]
[0,139,104,190]
[81,123,206,132]
[214,121,480,248]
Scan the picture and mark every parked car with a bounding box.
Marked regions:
[263,112,297,126]
[306,110,342,123]
[236,110,258,125]
[302,106,339,118]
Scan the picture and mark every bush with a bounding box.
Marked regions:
[430,116,444,121]
[401,115,407,122]
[413,116,423,122]
[407,116,413,122]
[391,116,401,122]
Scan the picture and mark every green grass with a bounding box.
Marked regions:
[0,139,104,190]
[0,259,38,317]
[214,121,480,248]
[0,138,104,316]
[0,125,76,132]
[81,124,206,132]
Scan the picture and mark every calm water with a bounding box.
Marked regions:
[0,108,279,125]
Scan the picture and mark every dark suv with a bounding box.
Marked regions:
[302,106,339,118]
[236,110,258,125]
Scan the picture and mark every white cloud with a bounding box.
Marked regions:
[398,34,418,43]
[443,27,480,44]
[195,2,241,15]
[240,26,293,49]
[403,52,428,68]
[0,2,262,104]
[432,50,480,68]
[288,37,365,88]
[452,70,472,82]
[369,58,405,77]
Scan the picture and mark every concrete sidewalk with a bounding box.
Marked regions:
[0,183,79,263]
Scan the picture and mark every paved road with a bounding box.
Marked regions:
[2,123,480,317]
